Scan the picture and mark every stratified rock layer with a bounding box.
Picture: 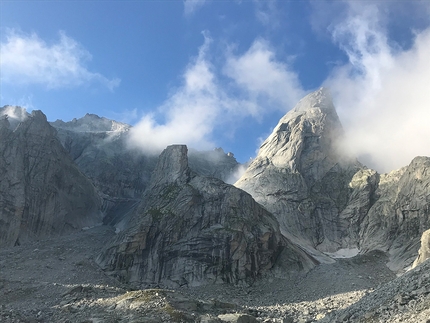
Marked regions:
[235,88,361,253]
[0,107,102,247]
[97,145,315,287]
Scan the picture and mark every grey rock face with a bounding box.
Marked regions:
[235,88,361,253]
[97,145,315,287]
[188,148,240,184]
[52,114,153,201]
[360,157,430,271]
[0,107,102,247]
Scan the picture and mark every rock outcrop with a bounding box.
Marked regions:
[97,145,316,287]
[359,157,430,271]
[412,228,430,268]
[235,88,362,254]
[0,107,102,247]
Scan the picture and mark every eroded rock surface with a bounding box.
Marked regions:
[97,145,315,287]
[0,107,102,247]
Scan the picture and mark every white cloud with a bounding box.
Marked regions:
[128,33,219,154]
[183,0,208,16]
[224,39,305,116]
[0,30,120,90]
[324,3,430,172]
[128,34,305,155]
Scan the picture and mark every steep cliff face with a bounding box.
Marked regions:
[97,145,316,288]
[52,114,153,201]
[0,107,102,247]
[235,88,362,253]
[359,157,430,271]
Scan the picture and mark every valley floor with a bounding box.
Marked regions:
[1,226,428,323]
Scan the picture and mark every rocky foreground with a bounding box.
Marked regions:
[4,225,430,323]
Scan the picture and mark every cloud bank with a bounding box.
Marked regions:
[324,2,430,172]
[0,30,120,90]
[128,33,304,155]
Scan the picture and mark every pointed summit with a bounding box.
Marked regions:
[150,145,190,187]
[292,87,335,113]
[235,89,361,255]
[257,87,345,181]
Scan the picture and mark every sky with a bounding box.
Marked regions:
[1,0,430,172]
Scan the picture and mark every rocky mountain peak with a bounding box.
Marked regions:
[235,88,361,254]
[97,144,315,287]
[256,88,345,178]
[150,145,190,187]
[0,105,30,130]
[51,113,131,133]
[292,87,334,113]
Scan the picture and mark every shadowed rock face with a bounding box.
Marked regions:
[52,114,153,201]
[96,145,315,287]
[0,107,102,247]
[235,88,362,254]
[51,115,239,226]
[360,157,430,271]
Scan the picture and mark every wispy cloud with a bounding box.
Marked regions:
[253,0,280,27]
[225,39,305,116]
[128,33,220,154]
[324,2,430,172]
[0,30,120,91]
[128,33,305,155]
[183,0,209,16]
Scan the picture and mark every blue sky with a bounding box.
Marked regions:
[1,0,430,172]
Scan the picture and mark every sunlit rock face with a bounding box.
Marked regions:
[413,228,430,268]
[0,107,102,247]
[235,88,362,254]
[96,145,316,287]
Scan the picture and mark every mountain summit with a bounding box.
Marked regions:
[235,88,361,256]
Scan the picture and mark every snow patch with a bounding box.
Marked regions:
[324,248,360,259]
